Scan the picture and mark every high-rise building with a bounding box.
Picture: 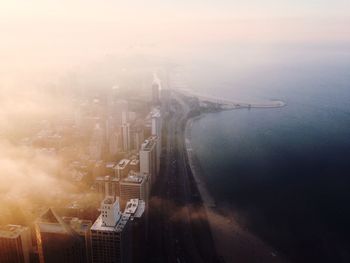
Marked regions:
[107,99,129,155]
[62,217,93,263]
[152,82,160,105]
[119,171,149,210]
[113,100,128,127]
[150,108,162,176]
[89,123,104,161]
[129,158,140,172]
[151,108,162,138]
[94,175,119,201]
[90,197,131,263]
[105,162,117,175]
[130,125,144,151]
[114,159,131,180]
[123,199,146,263]
[35,208,87,263]
[121,123,131,152]
[0,225,31,263]
[139,137,157,185]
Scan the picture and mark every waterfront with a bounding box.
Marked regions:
[184,47,350,263]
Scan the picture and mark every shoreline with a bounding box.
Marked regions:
[184,109,289,263]
[178,89,286,110]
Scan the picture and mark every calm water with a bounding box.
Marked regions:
[188,46,350,262]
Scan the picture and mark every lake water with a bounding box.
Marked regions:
[186,46,350,262]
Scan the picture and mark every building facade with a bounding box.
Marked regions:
[0,225,31,263]
[90,197,131,263]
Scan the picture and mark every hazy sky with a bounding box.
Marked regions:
[0,0,349,83]
[0,0,349,224]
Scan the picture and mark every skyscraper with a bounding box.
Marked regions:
[121,123,131,152]
[62,217,93,263]
[94,175,120,201]
[90,197,131,263]
[35,208,87,263]
[139,137,157,185]
[130,125,144,151]
[114,159,131,180]
[0,225,31,263]
[119,171,150,210]
[123,199,146,263]
[114,100,128,127]
[152,82,160,105]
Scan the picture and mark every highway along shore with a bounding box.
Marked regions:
[175,90,289,263]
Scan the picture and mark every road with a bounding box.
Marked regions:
[147,92,220,263]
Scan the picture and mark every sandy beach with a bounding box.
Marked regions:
[185,115,289,263]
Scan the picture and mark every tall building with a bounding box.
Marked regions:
[120,123,131,152]
[119,171,149,210]
[123,199,146,263]
[152,82,160,105]
[130,125,144,151]
[129,158,140,172]
[114,159,131,180]
[139,137,157,185]
[151,108,162,138]
[94,175,119,201]
[90,197,131,263]
[106,119,122,155]
[160,88,171,103]
[89,123,104,161]
[62,217,93,263]
[113,100,128,127]
[35,208,87,263]
[0,225,31,263]
[107,100,129,155]
[105,162,117,175]
[150,108,162,176]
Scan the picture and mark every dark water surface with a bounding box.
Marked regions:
[188,47,350,262]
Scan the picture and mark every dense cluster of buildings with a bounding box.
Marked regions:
[1,79,166,263]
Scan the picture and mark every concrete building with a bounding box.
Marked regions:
[89,123,104,161]
[90,197,131,263]
[151,108,162,138]
[119,171,149,210]
[150,108,162,176]
[114,159,131,180]
[35,208,87,263]
[0,225,31,263]
[129,158,140,172]
[108,130,122,155]
[139,137,157,185]
[113,100,128,127]
[62,217,93,263]
[105,162,117,175]
[121,123,131,152]
[123,199,146,263]
[152,82,160,105]
[130,125,144,151]
[94,175,119,201]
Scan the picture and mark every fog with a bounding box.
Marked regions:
[1,0,350,225]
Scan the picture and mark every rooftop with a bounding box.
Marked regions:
[124,199,145,218]
[151,110,161,118]
[105,162,116,169]
[130,159,139,165]
[91,214,130,232]
[95,176,118,182]
[0,225,28,239]
[103,197,115,205]
[116,159,130,169]
[141,137,157,151]
[121,172,145,184]
[62,217,92,234]
[36,208,71,235]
